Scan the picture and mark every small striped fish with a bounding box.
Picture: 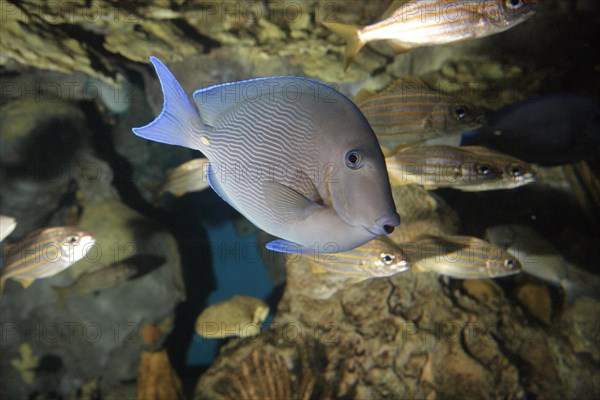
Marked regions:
[0,215,17,242]
[401,235,521,279]
[324,0,538,70]
[159,158,210,198]
[304,237,411,280]
[386,145,502,188]
[355,78,483,155]
[459,146,536,190]
[1,227,96,294]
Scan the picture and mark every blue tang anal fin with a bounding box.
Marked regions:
[263,180,323,223]
[132,56,205,150]
[266,239,310,254]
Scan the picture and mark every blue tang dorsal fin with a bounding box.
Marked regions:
[192,77,344,127]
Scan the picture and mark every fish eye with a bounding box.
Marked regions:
[66,236,79,244]
[510,166,523,177]
[475,163,493,176]
[345,149,365,169]
[506,0,523,9]
[380,253,396,265]
[452,105,469,121]
[504,258,516,269]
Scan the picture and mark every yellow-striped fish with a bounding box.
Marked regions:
[324,0,539,70]
[459,146,536,190]
[304,237,411,280]
[0,215,17,242]
[386,145,503,188]
[355,78,483,155]
[402,234,521,279]
[158,158,210,198]
[1,227,96,294]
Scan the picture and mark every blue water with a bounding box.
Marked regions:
[185,218,275,366]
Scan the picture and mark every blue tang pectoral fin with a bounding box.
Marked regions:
[132,56,205,149]
[263,181,325,254]
[263,180,323,222]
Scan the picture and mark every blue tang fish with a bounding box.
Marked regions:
[132,57,400,253]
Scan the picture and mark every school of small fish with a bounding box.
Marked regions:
[124,1,549,283]
[4,0,593,300]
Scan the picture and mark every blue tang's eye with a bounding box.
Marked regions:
[345,149,365,169]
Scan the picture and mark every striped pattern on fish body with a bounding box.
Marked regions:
[0,215,17,242]
[386,145,502,187]
[305,237,410,278]
[355,78,483,155]
[401,234,521,279]
[459,146,536,190]
[1,227,95,294]
[133,57,400,254]
[159,158,210,197]
[323,0,538,70]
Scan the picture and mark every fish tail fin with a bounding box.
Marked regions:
[132,56,206,151]
[562,280,600,304]
[322,22,365,71]
[52,286,69,307]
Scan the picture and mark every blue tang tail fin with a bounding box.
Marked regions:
[132,56,205,150]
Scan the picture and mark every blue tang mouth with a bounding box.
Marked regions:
[368,213,401,236]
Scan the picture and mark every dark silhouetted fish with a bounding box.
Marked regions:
[52,254,165,305]
[462,94,600,165]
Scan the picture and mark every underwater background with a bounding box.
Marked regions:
[0,0,599,399]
